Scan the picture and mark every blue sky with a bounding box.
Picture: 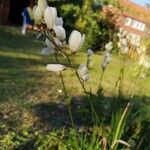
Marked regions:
[131,0,150,6]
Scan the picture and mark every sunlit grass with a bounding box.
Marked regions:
[0,25,150,105]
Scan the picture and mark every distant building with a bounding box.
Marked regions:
[102,0,150,40]
[119,0,150,40]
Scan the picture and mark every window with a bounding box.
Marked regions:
[131,20,136,28]
[136,23,139,28]
[140,24,146,31]
[131,19,146,31]
[124,17,132,26]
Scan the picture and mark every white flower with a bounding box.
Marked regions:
[122,30,128,37]
[33,6,43,24]
[117,42,121,48]
[105,53,112,63]
[101,61,107,71]
[126,35,131,40]
[87,49,94,56]
[105,42,113,51]
[46,64,66,72]
[68,30,85,53]
[117,33,121,38]
[82,74,90,81]
[33,5,37,14]
[41,47,56,55]
[53,26,66,41]
[54,37,63,47]
[45,39,55,49]
[120,38,128,46]
[101,50,112,71]
[44,7,57,29]
[56,17,63,26]
[121,46,129,54]
[78,64,90,81]
[63,41,67,47]
[38,0,47,13]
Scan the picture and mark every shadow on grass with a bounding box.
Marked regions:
[0,54,43,70]
[32,95,150,129]
[0,26,43,54]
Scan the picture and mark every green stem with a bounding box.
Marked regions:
[130,64,144,99]
[54,55,67,97]
[111,102,130,150]
[97,70,105,94]
[65,53,100,124]
[54,54,74,128]
[43,29,100,124]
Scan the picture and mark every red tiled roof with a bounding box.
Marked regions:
[120,0,150,23]
[101,0,150,37]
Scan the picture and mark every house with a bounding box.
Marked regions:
[102,0,150,41]
[119,0,150,40]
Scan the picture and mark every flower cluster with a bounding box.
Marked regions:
[117,28,130,54]
[34,0,85,55]
[34,0,85,72]
[117,28,142,55]
[117,28,150,78]
[101,42,113,71]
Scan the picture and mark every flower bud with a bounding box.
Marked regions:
[45,39,55,49]
[38,0,47,13]
[33,6,43,24]
[101,61,107,71]
[105,42,113,51]
[121,46,129,54]
[87,49,94,56]
[56,17,63,26]
[120,38,128,46]
[41,47,56,55]
[54,37,63,47]
[78,64,90,81]
[53,26,66,41]
[68,30,85,53]
[46,64,66,72]
[44,7,57,29]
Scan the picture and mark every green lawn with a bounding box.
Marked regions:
[0,25,150,103]
[0,25,150,149]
